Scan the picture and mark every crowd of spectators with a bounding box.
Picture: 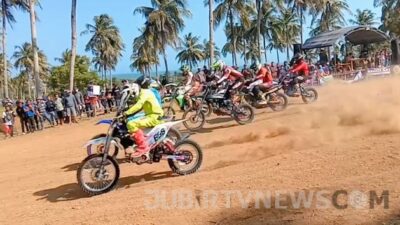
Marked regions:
[1,81,127,139]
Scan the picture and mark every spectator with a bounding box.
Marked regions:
[202,65,210,76]
[63,90,78,124]
[24,100,36,132]
[105,87,113,111]
[16,101,28,134]
[45,96,58,126]
[35,98,46,130]
[112,84,121,107]
[319,49,329,66]
[270,62,278,79]
[84,95,94,117]
[2,105,16,138]
[55,93,65,125]
[73,88,84,118]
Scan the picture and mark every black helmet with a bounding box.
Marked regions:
[135,75,151,89]
[294,53,304,62]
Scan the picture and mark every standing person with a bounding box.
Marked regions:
[87,82,98,117]
[105,87,113,111]
[63,90,79,124]
[84,95,94,117]
[112,84,121,108]
[35,98,46,130]
[55,93,65,125]
[16,101,28,134]
[45,96,58,126]
[270,62,278,79]
[73,88,84,118]
[23,100,36,132]
[2,105,16,138]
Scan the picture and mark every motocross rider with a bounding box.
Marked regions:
[250,63,274,104]
[181,65,204,109]
[211,60,244,101]
[123,77,164,159]
[289,53,309,95]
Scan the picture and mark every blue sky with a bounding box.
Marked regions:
[7,0,381,75]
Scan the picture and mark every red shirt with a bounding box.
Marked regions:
[290,60,309,76]
[256,67,273,84]
[223,66,244,81]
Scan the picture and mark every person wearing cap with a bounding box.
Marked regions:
[63,90,78,124]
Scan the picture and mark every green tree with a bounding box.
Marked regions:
[202,39,221,66]
[82,14,124,86]
[213,0,254,66]
[13,42,49,99]
[374,0,400,37]
[49,51,101,92]
[274,8,300,60]
[176,33,205,69]
[134,0,191,76]
[1,0,28,98]
[310,0,351,36]
[130,27,159,77]
[349,9,377,26]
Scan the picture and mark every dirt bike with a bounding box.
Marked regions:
[182,83,255,131]
[84,112,183,158]
[279,74,318,104]
[162,84,211,120]
[241,79,288,111]
[77,91,203,196]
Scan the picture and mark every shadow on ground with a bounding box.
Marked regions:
[33,171,175,202]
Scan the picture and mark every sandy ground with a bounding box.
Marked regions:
[1,76,400,225]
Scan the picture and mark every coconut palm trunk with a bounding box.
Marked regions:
[162,50,169,76]
[29,0,41,97]
[263,34,267,62]
[300,7,303,45]
[2,1,8,98]
[69,0,77,91]
[228,9,237,66]
[256,0,262,61]
[276,49,280,64]
[209,0,214,67]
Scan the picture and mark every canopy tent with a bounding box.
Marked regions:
[302,26,389,50]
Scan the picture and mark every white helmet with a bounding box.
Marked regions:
[119,83,140,111]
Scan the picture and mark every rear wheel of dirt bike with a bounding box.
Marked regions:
[233,104,254,125]
[77,154,120,195]
[167,127,182,143]
[168,139,203,175]
[269,92,288,112]
[301,87,318,104]
[182,110,206,131]
[163,106,176,121]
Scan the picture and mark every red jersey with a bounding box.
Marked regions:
[222,66,244,81]
[290,60,309,76]
[256,67,273,84]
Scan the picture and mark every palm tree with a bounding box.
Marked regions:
[213,0,254,66]
[134,0,191,76]
[374,0,400,36]
[0,53,12,98]
[208,0,215,67]
[176,33,205,69]
[1,0,28,98]
[69,0,77,91]
[310,0,351,36]
[349,9,376,26]
[222,22,245,65]
[274,8,300,60]
[27,0,43,97]
[82,14,124,86]
[131,28,159,77]
[202,39,221,66]
[13,42,49,98]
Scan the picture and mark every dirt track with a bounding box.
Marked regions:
[1,77,400,225]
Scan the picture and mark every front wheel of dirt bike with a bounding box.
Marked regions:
[168,139,203,175]
[233,104,255,125]
[77,154,120,195]
[201,102,212,117]
[167,127,183,143]
[269,92,288,112]
[182,110,206,131]
[301,87,318,104]
[87,134,118,158]
[163,106,176,121]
